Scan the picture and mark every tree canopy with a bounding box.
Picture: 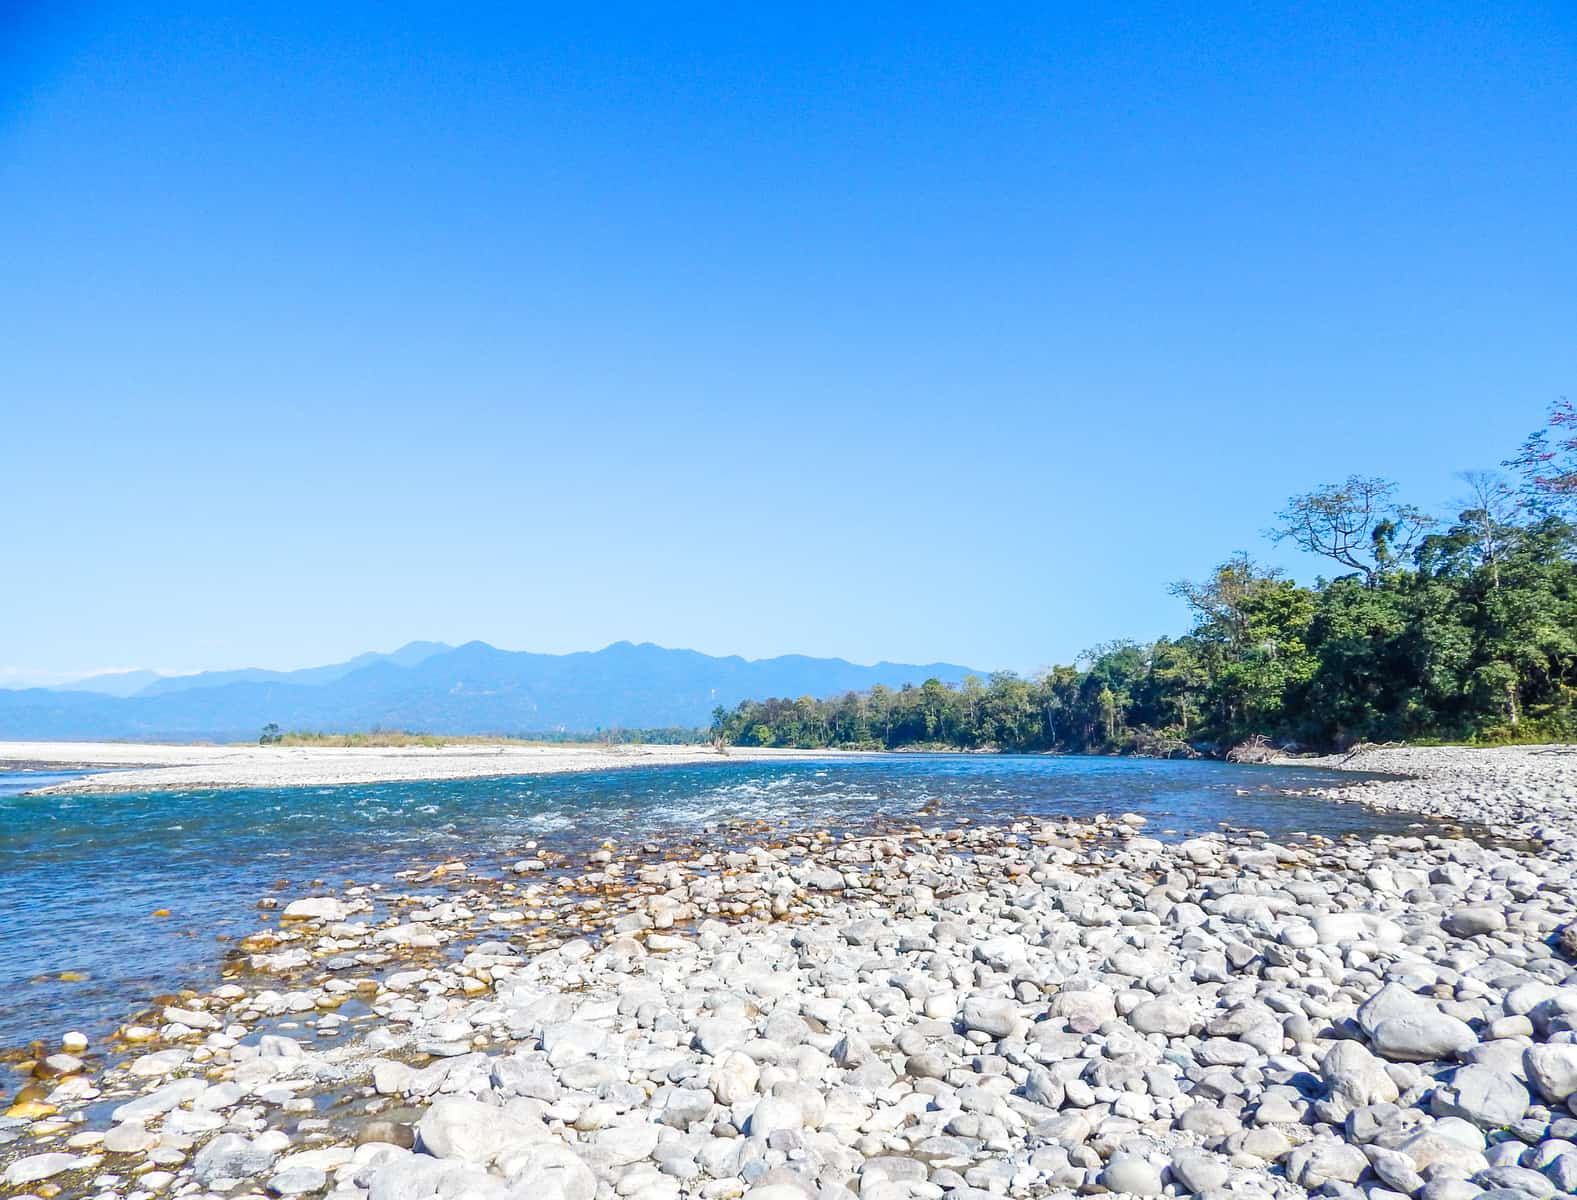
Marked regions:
[715,403,1577,756]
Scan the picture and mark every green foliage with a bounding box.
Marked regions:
[268,726,710,748]
[714,472,1577,756]
[1508,398,1577,512]
[258,722,283,745]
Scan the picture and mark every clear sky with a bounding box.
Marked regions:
[2,3,1573,685]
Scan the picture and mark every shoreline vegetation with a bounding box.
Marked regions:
[263,730,710,749]
[714,404,1577,759]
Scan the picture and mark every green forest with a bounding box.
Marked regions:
[713,403,1577,756]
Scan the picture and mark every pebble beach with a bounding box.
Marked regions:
[4,744,1577,1200]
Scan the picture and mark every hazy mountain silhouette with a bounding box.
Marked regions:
[133,640,453,696]
[49,669,166,698]
[0,640,980,741]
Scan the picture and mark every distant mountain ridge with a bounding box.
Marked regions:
[1,641,981,741]
[55,642,453,698]
[49,669,167,698]
[135,640,453,696]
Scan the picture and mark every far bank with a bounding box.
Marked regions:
[0,740,853,794]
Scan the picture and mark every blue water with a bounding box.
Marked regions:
[0,769,96,798]
[0,755,1420,1050]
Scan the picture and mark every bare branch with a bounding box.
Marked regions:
[1270,475,1435,583]
[1452,469,1523,584]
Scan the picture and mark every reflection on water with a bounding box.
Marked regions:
[0,754,1417,1048]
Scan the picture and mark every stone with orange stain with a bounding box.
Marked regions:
[5,1098,60,1119]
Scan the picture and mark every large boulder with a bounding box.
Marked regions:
[193,1134,280,1185]
[711,1050,761,1105]
[1321,1040,1400,1112]
[747,1096,804,1138]
[1315,913,1403,946]
[366,1155,501,1200]
[1287,1139,1369,1188]
[3,1154,92,1187]
[1170,1151,1229,1194]
[415,1097,546,1164]
[281,897,349,922]
[961,997,1021,1039]
[1100,1157,1164,1196]
[1442,906,1508,938]
[1525,1044,1577,1104]
[588,1124,659,1166]
[1556,921,1577,960]
[1369,1013,1477,1062]
[1432,1065,1530,1129]
[111,1076,207,1124]
[657,1087,714,1130]
[490,1056,560,1102]
[1128,999,1192,1037]
[1356,984,1432,1038]
[1052,987,1116,1033]
[1396,1129,1489,1177]
[540,1022,607,1067]
[499,1144,596,1200]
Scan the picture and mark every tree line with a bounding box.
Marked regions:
[712,403,1577,756]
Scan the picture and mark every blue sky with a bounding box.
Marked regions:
[2,3,1573,684]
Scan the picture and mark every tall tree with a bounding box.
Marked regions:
[1271,475,1433,584]
[1171,554,1317,738]
[1451,470,1523,588]
[1508,398,1577,513]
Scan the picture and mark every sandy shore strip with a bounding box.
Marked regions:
[0,742,851,794]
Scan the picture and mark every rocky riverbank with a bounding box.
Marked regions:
[3,747,1576,1200]
[1275,744,1577,839]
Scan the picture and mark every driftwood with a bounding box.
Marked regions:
[1225,734,1276,764]
[1336,739,1404,765]
[1131,731,1201,759]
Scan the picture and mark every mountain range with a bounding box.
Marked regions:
[47,641,454,699]
[1,641,980,741]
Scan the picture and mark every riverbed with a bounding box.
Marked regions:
[0,755,1418,1051]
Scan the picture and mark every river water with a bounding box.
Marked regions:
[0,754,1418,1049]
